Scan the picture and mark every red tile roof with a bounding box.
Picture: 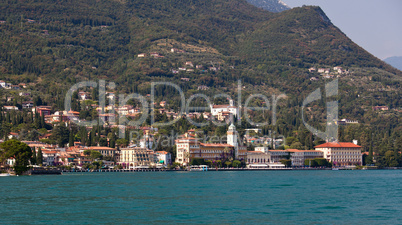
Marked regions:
[156,151,169,154]
[200,143,233,147]
[212,105,230,108]
[88,146,116,151]
[314,142,361,148]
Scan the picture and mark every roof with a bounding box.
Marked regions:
[175,138,198,143]
[42,150,58,154]
[268,149,322,153]
[200,143,233,147]
[88,147,116,151]
[314,142,361,148]
[212,105,228,108]
[156,151,169,155]
[212,105,236,109]
[247,151,265,154]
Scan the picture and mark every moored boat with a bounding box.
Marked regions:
[189,165,208,171]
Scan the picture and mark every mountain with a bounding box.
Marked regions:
[384,56,402,71]
[0,0,400,164]
[0,1,400,115]
[246,0,290,12]
[0,0,399,85]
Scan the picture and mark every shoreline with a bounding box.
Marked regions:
[5,166,399,176]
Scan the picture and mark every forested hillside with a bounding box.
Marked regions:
[0,0,400,166]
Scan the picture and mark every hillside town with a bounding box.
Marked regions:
[0,87,370,172]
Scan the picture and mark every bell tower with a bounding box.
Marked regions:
[227,123,238,159]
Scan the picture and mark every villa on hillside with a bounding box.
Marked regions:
[210,100,239,119]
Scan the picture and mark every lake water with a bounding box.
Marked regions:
[1,170,402,224]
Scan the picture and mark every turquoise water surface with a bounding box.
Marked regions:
[1,170,402,224]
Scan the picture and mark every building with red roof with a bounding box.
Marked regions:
[314,142,362,166]
[175,124,247,165]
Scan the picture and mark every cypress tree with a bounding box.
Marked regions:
[69,130,74,147]
[32,148,37,165]
[37,148,43,165]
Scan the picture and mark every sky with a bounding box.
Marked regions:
[283,0,402,60]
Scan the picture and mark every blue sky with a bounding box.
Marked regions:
[283,0,402,60]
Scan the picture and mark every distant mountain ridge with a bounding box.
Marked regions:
[0,0,400,88]
[384,56,402,71]
[246,0,290,12]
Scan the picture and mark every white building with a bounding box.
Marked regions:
[247,151,270,165]
[227,123,238,158]
[119,147,154,169]
[3,106,18,111]
[156,151,172,166]
[314,142,362,166]
[42,150,58,166]
[255,146,269,154]
[210,100,239,118]
[269,149,324,167]
[175,124,247,165]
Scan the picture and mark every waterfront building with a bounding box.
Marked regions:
[247,151,271,165]
[314,142,362,166]
[119,147,154,169]
[41,149,58,166]
[155,151,172,166]
[175,124,247,166]
[87,146,118,159]
[269,149,324,167]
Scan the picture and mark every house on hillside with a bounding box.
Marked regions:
[210,100,239,118]
[372,106,389,111]
[3,106,18,111]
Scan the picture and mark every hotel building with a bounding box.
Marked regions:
[314,142,362,166]
[175,124,247,165]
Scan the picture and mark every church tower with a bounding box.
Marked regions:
[227,123,238,159]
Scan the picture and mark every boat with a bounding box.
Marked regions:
[189,165,208,171]
[0,173,11,176]
[332,168,339,171]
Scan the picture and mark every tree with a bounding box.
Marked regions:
[290,142,304,150]
[37,148,43,165]
[51,123,70,147]
[90,151,103,160]
[280,159,292,167]
[190,158,205,165]
[285,137,299,146]
[0,139,33,175]
[304,159,318,167]
[116,138,129,148]
[384,151,399,167]
[314,158,329,167]
[69,131,74,147]
[232,160,241,168]
[32,148,37,165]
[83,150,92,156]
[109,132,116,148]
